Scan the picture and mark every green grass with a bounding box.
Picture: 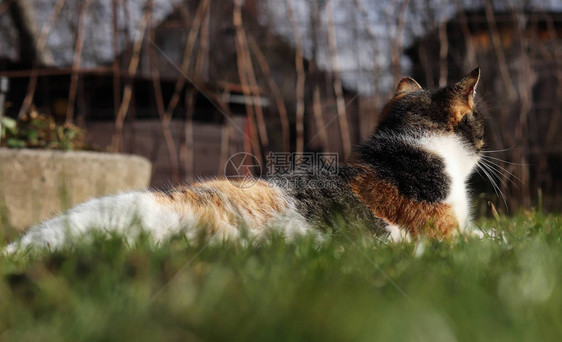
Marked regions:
[1,211,562,341]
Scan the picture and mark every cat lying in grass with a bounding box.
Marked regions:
[5,68,484,253]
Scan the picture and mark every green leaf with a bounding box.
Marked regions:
[6,138,25,148]
[1,116,17,134]
[26,129,38,142]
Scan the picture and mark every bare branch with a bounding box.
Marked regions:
[65,0,90,124]
[482,0,517,100]
[286,0,306,154]
[19,0,66,118]
[326,0,352,157]
[184,1,212,183]
[312,85,329,150]
[163,0,210,121]
[234,5,269,150]
[112,0,153,152]
[234,0,262,160]
[149,15,180,183]
[391,0,409,83]
[112,0,121,124]
[438,20,448,87]
[248,34,291,152]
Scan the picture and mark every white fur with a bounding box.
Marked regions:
[4,188,314,254]
[384,222,412,243]
[5,192,185,253]
[418,134,480,232]
[266,200,315,240]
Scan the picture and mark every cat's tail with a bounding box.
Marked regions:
[3,180,317,255]
[3,191,189,255]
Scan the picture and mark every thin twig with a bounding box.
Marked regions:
[234,0,262,161]
[184,1,211,183]
[248,35,290,152]
[286,0,306,153]
[66,0,90,124]
[513,8,532,207]
[453,0,476,68]
[326,0,352,157]
[353,0,382,133]
[391,0,409,83]
[234,3,269,151]
[483,0,517,100]
[149,16,180,182]
[312,85,329,150]
[438,20,448,87]
[220,123,231,175]
[112,0,121,125]
[112,0,153,152]
[162,0,209,122]
[19,0,66,118]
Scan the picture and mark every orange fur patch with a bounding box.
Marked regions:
[450,102,472,126]
[152,179,289,235]
[349,164,458,238]
[450,90,476,126]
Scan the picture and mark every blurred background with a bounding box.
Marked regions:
[0,0,561,216]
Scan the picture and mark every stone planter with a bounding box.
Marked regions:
[0,148,152,232]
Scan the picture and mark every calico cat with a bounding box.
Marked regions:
[4,68,484,253]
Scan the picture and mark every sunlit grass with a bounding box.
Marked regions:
[1,211,562,341]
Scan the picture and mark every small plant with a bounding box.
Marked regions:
[0,111,83,150]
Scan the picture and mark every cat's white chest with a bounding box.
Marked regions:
[418,135,479,231]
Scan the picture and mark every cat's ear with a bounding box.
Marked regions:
[395,77,422,95]
[455,67,480,109]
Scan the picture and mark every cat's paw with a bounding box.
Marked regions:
[385,223,412,243]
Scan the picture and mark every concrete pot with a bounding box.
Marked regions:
[0,148,152,232]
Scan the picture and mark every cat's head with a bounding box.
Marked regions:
[377,68,484,154]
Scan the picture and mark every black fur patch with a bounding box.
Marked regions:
[357,135,450,203]
[271,167,387,234]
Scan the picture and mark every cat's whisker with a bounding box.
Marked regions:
[479,160,522,190]
[475,167,484,180]
[478,161,504,190]
[481,154,528,166]
[477,161,508,209]
[475,104,507,114]
[479,164,509,189]
[482,144,518,153]
[474,90,493,106]
[478,161,509,209]
[474,166,489,186]
[479,159,509,181]
[474,167,495,191]
[479,159,518,190]
[480,158,523,184]
[479,160,520,191]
